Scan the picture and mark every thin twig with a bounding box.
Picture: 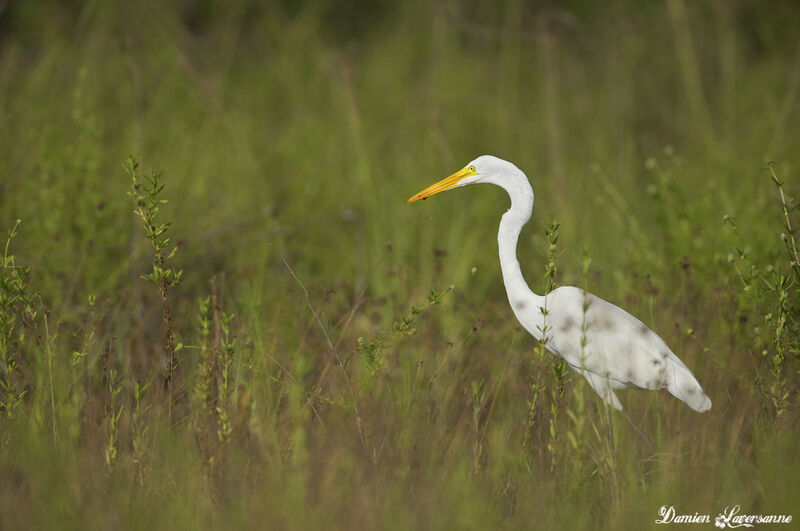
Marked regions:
[263,350,325,428]
[605,402,615,456]
[334,249,389,348]
[619,408,656,453]
[429,320,481,385]
[43,310,57,450]
[281,256,365,446]
[480,331,519,445]
[769,164,800,271]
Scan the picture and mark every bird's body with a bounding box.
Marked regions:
[408,155,711,413]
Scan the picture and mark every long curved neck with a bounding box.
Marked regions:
[493,175,546,340]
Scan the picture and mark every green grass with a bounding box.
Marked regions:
[1,1,799,529]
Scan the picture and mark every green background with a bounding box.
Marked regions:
[0,1,798,529]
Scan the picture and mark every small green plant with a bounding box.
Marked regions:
[71,294,97,369]
[193,295,214,419]
[522,372,545,454]
[355,286,454,385]
[356,336,384,379]
[566,247,594,458]
[0,220,35,420]
[470,378,487,472]
[724,162,798,417]
[132,378,151,485]
[127,156,183,396]
[190,281,235,492]
[525,220,570,466]
[104,368,124,467]
[392,286,452,336]
[216,311,236,444]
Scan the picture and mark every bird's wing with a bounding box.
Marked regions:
[544,286,711,412]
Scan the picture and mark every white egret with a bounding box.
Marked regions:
[408,155,711,413]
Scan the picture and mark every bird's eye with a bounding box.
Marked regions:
[469,165,476,173]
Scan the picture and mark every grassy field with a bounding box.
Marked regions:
[1,1,799,529]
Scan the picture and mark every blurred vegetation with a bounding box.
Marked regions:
[0,0,799,529]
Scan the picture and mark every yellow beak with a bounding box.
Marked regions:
[407,166,478,203]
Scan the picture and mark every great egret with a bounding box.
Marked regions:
[407,155,711,413]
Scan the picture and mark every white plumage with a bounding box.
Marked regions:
[408,155,711,413]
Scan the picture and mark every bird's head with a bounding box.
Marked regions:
[407,155,526,203]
